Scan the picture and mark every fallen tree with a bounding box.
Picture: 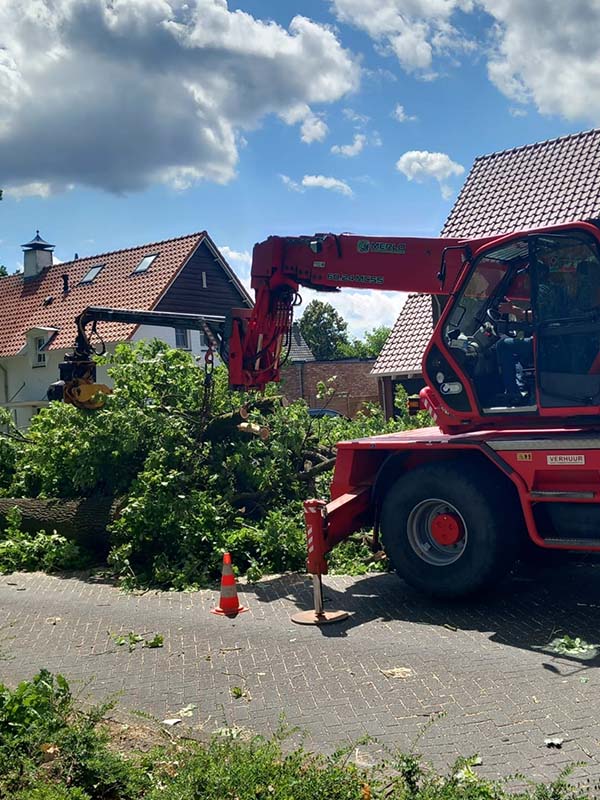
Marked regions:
[0,497,122,554]
[0,340,429,586]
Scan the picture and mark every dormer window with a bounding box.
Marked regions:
[80,264,105,284]
[133,253,158,274]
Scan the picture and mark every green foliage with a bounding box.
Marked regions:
[328,537,387,576]
[0,409,18,493]
[109,631,164,652]
[5,672,595,800]
[2,339,431,588]
[10,341,207,498]
[394,383,432,428]
[299,304,391,361]
[0,506,83,574]
[299,299,349,360]
[341,325,392,359]
[0,264,7,277]
[0,670,144,798]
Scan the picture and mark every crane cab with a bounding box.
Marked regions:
[425,222,600,432]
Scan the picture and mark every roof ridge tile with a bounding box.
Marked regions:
[56,230,206,268]
[474,127,599,163]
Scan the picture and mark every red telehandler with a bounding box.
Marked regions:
[54,221,600,619]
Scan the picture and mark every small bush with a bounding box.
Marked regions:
[0,671,146,798]
[2,672,596,800]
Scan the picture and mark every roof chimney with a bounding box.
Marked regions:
[22,230,54,278]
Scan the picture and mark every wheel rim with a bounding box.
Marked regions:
[406,498,468,566]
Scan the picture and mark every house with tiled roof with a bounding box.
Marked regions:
[0,230,252,426]
[373,127,600,417]
[288,322,315,363]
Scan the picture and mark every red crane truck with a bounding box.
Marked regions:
[56,220,600,620]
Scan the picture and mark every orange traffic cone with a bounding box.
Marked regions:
[211,553,248,616]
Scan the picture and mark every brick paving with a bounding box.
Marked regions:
[1,557,599,789]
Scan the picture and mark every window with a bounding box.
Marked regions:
[199,330,207,349]
[533,232,600,408]
[133,253,158,274]
[80,264,105,284]
[34,336,46,367]
[175,328,190,350]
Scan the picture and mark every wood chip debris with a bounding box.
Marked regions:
[378,666,414,679]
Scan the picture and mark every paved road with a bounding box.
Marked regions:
[1,558,599,789]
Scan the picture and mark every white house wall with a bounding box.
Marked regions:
[0,348,113,429]
[1,326,208,428]
[131,325,208,358]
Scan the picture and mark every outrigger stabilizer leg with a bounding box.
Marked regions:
[291,499,350,625]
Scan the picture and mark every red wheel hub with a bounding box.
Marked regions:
[430,512,464,546]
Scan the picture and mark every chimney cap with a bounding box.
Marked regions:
[21,230,54,251]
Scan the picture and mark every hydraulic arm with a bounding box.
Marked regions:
[227,233,471,390]
[49,306,226,409]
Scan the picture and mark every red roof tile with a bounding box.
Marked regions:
[0,232,205,356]
[375,127,600,378]
[371,293,433,377]
[443,128,600,238]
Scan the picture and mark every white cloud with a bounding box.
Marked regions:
[392,103,417,122]
[301,114,329,143]
[331,134,367,157]
[329,0,474,74]
[396,149,464,198]
[280,104,330,143]
[343,108,370,126]
[281,173,354,196]
[301,175,354,196]
[280,174,303,192]
[0,1,359,195]
[4,182,52,199]
[300,288,406,338]
[331,0,600,126]
[219,245,252,277]
[508,106,527,118]
[482,0,600,122]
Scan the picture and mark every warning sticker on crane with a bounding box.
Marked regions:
[547,454,585,465]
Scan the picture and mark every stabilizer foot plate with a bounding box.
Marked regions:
[291,610,349,625]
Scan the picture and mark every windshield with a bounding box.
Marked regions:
[446,239,528,337]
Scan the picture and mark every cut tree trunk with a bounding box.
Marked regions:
[0,497,124,554]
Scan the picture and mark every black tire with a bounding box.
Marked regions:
[381,461,519,598]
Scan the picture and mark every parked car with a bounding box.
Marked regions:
[308,408,346,419]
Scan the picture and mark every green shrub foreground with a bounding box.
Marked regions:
[0,341,429,588]
[1,671,596,800]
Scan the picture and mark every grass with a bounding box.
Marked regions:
[1,672,598,800]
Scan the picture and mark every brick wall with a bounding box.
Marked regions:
[280,359,379,417]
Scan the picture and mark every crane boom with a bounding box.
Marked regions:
[228,233,476,390]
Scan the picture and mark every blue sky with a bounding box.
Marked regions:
[1,1,595,335]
